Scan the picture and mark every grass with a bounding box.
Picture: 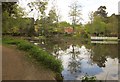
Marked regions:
[2,36,63,73]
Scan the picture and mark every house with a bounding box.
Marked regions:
[64,27,74,34]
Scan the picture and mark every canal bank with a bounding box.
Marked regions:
[2,36,63,80]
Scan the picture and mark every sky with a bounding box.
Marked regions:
[18,0,120,24]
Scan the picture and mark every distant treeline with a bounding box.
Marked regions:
[85,14,119,37]
[2,2,120,37]
[2,15,35,36]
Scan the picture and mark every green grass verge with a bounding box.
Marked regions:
[2,36,63,73]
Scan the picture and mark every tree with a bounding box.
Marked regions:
[47,0,61,33]
[92,16,106,36]
[106,14,118,36]
[88,11,94,24]
[86,11,94,34]
[2,2,26,34]
[28,1,48,19]
[28,1,48,35]
[94,6,108,18]
[48,7,57,23]
[2,2,17,17]
[50,0,61,23]
[94,6,108,23]
[85,14,106,36]
[58,21,71,27]
[2,2,25,17]
[85,6,108,36]
[69,1,82,30]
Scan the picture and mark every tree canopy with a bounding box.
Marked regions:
[69,1,82,29]
[94,6,108,18]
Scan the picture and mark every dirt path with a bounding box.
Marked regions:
[2,45,55,80]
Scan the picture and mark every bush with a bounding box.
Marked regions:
[3,36,63,73]
[17,41,34,51]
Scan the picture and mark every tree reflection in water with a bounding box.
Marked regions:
[90,44,118,68]
[29,36,118,80]
[67,44,82,74]
[90,52,107,67]
[53,44,60,59]
[96,55,107,67]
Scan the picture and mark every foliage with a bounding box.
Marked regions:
[85,15,106,36]
[2,2,25,17]
[58,21,71,27]
[85,6,118,37]
[69,1,82,29]
[82,75,96,82]
[28,1,48,19]
[73,27,90,43]
[2,2,17,17]
[88,11,94,23]
[84,23,93,34]
[2,2,34,36]
[31,1,61,35]
[55,73,63,80]
[48,7,58,23]
[94,6,108,18]
[2,10,35,36]
[92,16,106,35]
[106,14,118,36]
[3,36,63,73]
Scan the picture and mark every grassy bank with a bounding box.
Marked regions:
[2,36,63,74]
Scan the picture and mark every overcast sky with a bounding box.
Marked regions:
[18,0,120,24]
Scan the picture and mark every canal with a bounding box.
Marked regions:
[28,35,118,80]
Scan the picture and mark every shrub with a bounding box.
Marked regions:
[17,41,34,51]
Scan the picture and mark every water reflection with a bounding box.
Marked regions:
[29,37,118,80]
[90,44,118,68]
[67,44,81,74]
[54,44,118,80]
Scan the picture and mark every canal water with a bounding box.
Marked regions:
[29,36,119,80]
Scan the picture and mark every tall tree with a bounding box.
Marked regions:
[2,2,26,34]
[48,7,57,23]
[2,2,17,17]
[2,2,25,17]
[27,1,48,20]
[51,0,61,23]
[69,1,82,30]
[88,11,94,24]
[94,6,108,18]
[106,14,118,36]
[28,1,48,35]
